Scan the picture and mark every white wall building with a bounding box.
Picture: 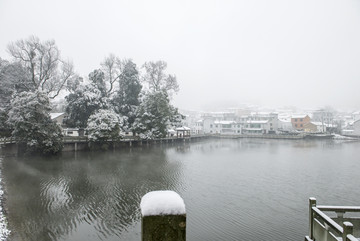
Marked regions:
[193,120,204,134]
[201,117,242,134]
[353,120,360,136]
[213,121,241,135]
[352,112,360,122]
[63,128,83,137]
[50,112,66,126]
[242,120,271,134]
[278,117,293,132]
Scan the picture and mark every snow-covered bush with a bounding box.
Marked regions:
[87,109,125,142]
[7,91,63,155]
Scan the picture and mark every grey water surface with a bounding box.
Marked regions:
[2,139,360,241]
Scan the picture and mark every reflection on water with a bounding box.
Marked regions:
[2,139,360,241]
[3,147,184,241]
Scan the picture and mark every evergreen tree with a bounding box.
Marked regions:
[133,91,182,139]
[7,91,63,154]
[113,60,142,130]
[133,60,182,139]
[88,69,107,97]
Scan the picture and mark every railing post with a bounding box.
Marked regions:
[140,191,186,241]
[343,222,353,241]
[336,210,345,224]
[309,197,317,239]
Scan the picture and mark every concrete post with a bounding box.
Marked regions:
[309,197,316,239]
[141,191,186,241]
[343,222,353,241]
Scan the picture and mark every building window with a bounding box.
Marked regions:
[215,125,218,128]
[300,119,303,122]
[210,124,213,128]
[295,119,298,122]
[300,124,303,127]
[67,131,73,134]
[295,124,298,127]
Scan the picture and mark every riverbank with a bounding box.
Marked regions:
[1,133,359,156]
[0,158,10,241]
[0,135,212,156]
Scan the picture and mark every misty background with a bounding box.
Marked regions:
[1,0,359,111]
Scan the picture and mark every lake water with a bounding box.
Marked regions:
[2,138,360,241]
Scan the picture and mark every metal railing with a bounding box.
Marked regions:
[305,197,360,241]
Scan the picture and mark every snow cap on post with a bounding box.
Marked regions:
[140,190,186,216]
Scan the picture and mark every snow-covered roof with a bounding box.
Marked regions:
[50,112,65,119]
[243,128,263,131]
[291,114,309,119]
[246,120,268,124]
[176,126,191,131]
[214,121,236,125]
[278,118,291,123]
[311,122,324,126]
[140,191,186,216]
[250,111,271,116]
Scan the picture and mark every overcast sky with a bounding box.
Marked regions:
[1,0,360,111]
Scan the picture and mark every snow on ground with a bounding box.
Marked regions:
[0,158,10,241]
[333,134,359,140]
[140,190,186,216]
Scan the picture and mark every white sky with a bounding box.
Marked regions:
[1,0,360,111]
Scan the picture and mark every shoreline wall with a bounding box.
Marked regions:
[0,135,211,156]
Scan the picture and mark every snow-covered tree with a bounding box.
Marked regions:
[0,58,28,111]
[64,82,109,128]
[0,111,11,137]
[113,60,142,130]
[88,69,107,97]
[7,36,76,99]
[64,70,110,128]
[142,60,179,95]
[87,109,125,142]
[7,91,63,154]
[133,91,182,139]
[0,58,25,136]
[134,60,182,139]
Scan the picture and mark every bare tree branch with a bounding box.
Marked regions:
[101,54,125,96]
[142,60,179,94]
[7,36,75,98]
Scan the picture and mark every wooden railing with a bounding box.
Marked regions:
[305,197,359,241]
